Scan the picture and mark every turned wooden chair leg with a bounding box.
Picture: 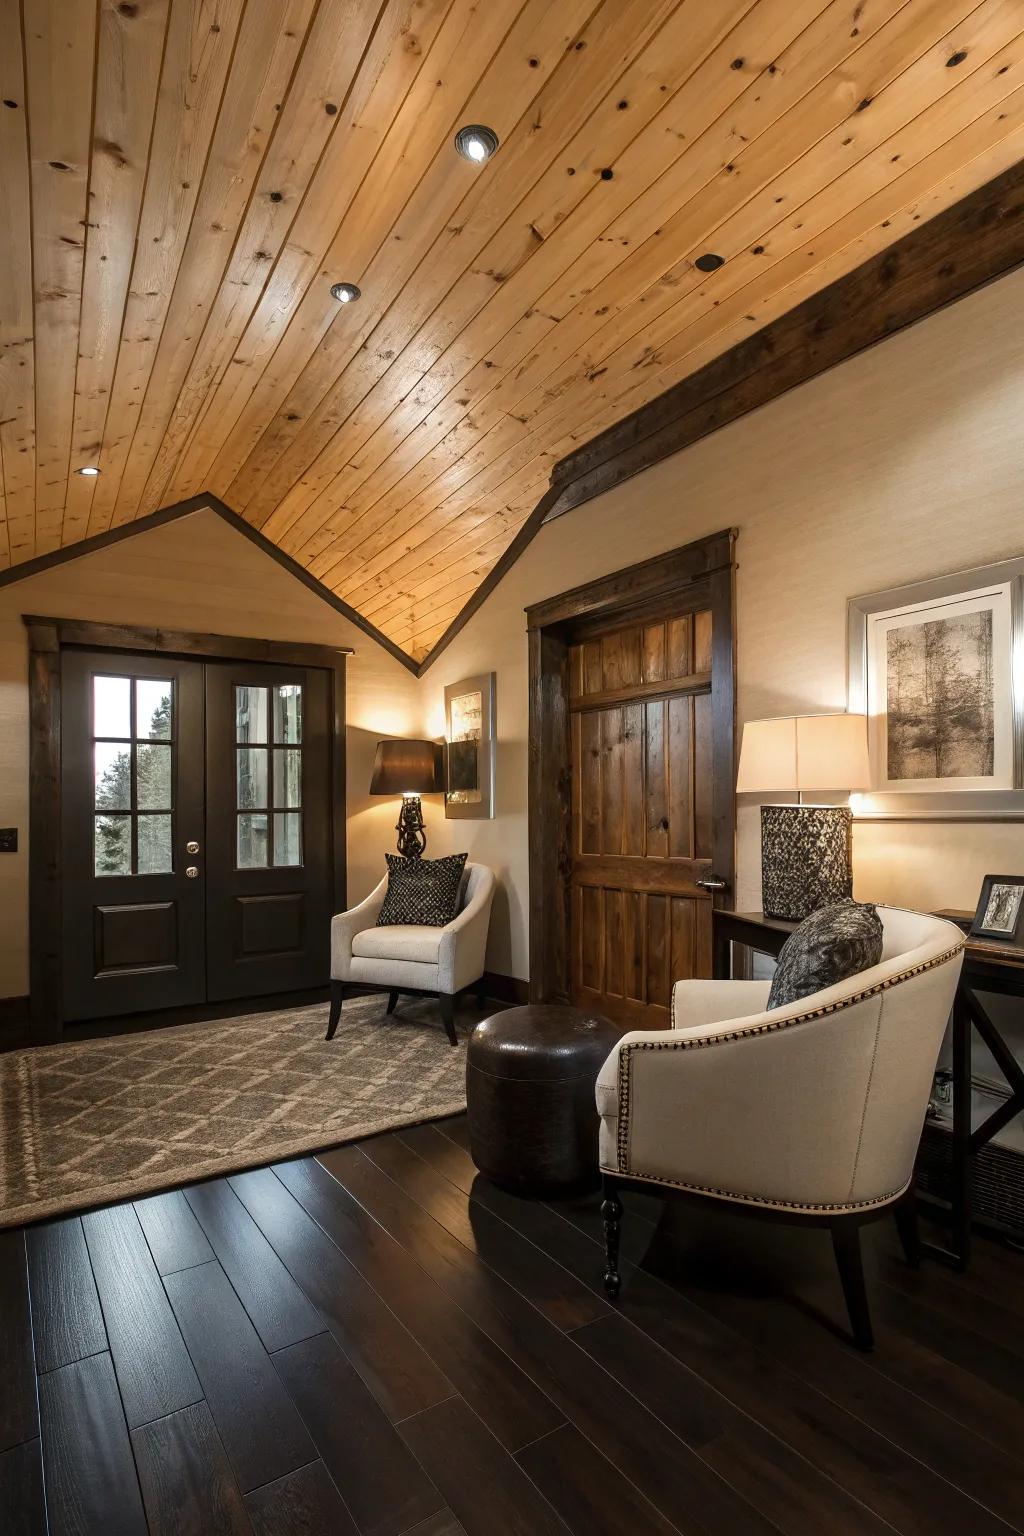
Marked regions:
[439,993,458,1047]
[325,981,346,1041]
[601,1175,623,1299]
[894,1187,922,1269]
[386,990,399,1015]
[831,1219,874,1350]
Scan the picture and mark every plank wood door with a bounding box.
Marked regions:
[568,607,715,1026]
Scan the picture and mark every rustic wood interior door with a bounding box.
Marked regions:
[526,529,736,1020]
[568,606,716,1025]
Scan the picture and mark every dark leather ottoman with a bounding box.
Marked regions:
[466,1004,622,1194]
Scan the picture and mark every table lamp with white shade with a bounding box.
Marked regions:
[736,713,871,921]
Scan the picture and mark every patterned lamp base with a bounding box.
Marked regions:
[760,804,853,922]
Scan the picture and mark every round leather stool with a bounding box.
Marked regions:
[466,1005,622,1194]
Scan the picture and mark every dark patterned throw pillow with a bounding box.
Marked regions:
[376,852,468,928]
[767,898,883,1011]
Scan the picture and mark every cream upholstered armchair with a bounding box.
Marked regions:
[595,907,964,1348]
[326,862,495,1047]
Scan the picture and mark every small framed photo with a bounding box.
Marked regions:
[970,874,1024,942]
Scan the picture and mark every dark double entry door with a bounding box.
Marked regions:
[62,650,332,1022]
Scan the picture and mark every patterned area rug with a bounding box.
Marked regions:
[0,995,470,1228]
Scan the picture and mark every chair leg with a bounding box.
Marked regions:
[386,990,399,1015]
[894,1188,922,1269]
[439,993,458,1047]
[830,1219,874,1350]
[601,1175,623,1299]
[325,981,346,1041]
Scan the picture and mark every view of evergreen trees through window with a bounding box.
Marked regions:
[94,680,173,876]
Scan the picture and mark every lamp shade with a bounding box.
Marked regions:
[736,713,870,793]
[369,738,442,795]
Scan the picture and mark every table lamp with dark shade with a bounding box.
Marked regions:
[736,713,871,921]
[369,739,443,858]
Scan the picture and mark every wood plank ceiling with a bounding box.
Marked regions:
[3,0,1024,663]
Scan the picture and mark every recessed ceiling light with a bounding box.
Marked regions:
[694,252,725,273]
[330,281,361,303]
[454,124,499,163]
[76,465,100,476]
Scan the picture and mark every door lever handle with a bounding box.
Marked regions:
[696,876,728,891]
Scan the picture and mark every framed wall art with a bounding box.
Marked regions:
[970,874,1024,942]
[444,673,495,820]
[848,556,1024,819]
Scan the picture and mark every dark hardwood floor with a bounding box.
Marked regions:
[3,1113,1024,1536]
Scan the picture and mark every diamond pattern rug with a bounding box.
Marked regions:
[0,995,471,1228]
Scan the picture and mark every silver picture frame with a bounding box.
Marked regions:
[444,672,496,820]
[847,556,1024,820]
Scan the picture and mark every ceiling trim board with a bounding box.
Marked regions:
[0,495,420,675]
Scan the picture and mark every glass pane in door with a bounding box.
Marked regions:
[95,815,131,876]
[273,685,302,743]
[237,813,269,868]
[93,675,131,737]
[236,748,268,809]
[273,812,302,867]
[136,679,173,739]
[136,744,172,810]
[236,686,268,744]
[137,814,173,874]
[94,743,131,809]
[272,749,301,807]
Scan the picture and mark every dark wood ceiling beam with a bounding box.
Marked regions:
[543,157,1024,522]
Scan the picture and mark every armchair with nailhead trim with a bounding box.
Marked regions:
[594,906,964,1349]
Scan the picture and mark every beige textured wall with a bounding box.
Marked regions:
[420,265,1024,981]
[0,509,420,999]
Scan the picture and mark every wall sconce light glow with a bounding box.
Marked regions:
[454,124,499,163]
[76,465,100,476]
[330,282,361,304]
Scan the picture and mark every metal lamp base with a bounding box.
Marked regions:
[396,795,427,858]
[760,804,853,922]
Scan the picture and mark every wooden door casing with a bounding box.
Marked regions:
[569,610,714,1025]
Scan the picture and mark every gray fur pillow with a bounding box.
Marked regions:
[767,899,883,1010]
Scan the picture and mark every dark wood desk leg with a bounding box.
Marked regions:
[950,995,972,1270]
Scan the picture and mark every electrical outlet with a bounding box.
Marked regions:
[0,828,18,853]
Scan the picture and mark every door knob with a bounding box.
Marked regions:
[186,840,200,854]
[186,866,199,879]
[696,876,728,891]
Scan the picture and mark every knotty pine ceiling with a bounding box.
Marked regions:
[3,1,1024,663]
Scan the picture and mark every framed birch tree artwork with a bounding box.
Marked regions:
[848,557,1024,819]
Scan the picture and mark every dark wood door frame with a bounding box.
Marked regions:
[525,530,736,1005]
[24,616,351,1045]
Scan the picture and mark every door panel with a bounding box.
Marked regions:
[204,662,331,1000]
[569,609,715,1027]
[62,652,206,1020]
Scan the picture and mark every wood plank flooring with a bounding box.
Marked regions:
[3,1113,1023,1536]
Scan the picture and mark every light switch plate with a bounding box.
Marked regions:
[0,828,18,853]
